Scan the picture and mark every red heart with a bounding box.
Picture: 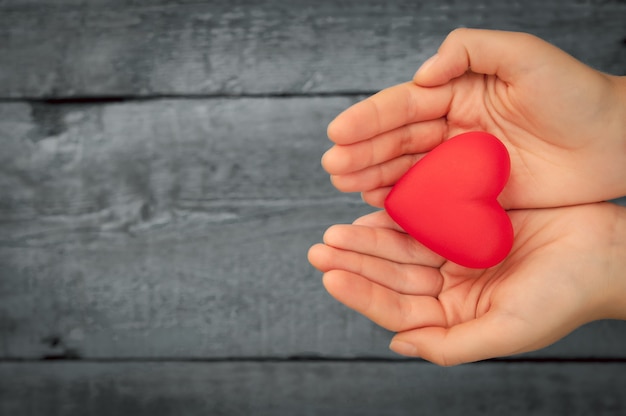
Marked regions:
[384,131,513,268]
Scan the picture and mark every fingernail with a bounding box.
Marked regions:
[327,117,340,141]
[352,212,367,225]
[321,148,331,164]
[414,54,438,79]
[389,340,417,356]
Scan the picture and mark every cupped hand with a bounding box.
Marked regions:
[308,203,626,366]
[323,29,626,209]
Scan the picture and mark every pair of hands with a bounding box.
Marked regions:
[308,29,626,366]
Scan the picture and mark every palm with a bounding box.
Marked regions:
[308,203,623,365]
[441,70,619,209]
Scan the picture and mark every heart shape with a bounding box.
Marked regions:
[384,131,513,268]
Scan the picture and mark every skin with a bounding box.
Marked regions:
[322,29,626,209]
[308,204,626,366]
[310,29,626,365]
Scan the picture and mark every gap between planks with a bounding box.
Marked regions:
[0,92,377,105]
[2,357,626,364]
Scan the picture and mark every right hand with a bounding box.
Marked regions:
[308,202,626,366]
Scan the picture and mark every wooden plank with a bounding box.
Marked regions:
[1,97,369,227]
[1,361,626,415]
[0,97,356,215]
[1,98,626,359]
[0,202,381,359]
[0,0,624,98]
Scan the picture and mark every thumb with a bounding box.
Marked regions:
[389,312,539,366]
[413,28,554,87]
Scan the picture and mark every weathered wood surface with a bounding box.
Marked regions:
[0,0,624,98]
[0,97,357,210]
[1,98,625,359]
[2,6,626,416]
[1,361,626,415]
[0,97,370,359]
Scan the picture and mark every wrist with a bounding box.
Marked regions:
[602,203,626,321]
[608,75,626,196]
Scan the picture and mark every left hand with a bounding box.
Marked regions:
[321,30,626,209]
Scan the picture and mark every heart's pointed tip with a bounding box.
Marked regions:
[455,244,513,269]
[446,208,514,267]
[388,224,514,269]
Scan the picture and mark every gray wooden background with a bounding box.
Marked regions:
[1,0,625,415]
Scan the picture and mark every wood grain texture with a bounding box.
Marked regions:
[1,2,625,414]
[0,97,376,358]
[0,0,624,98]
[1,361,626,415]
[1,98,626,359]
[0,97,357,215]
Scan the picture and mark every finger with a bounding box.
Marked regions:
[322,270,447,332]
[323,224,444,267]
[361,187,392,208]
[308,243,331,272]
[330,153,423,193]
[322,118,446,175]
[352,210,399,230]
[309,244,443,296]
[327,82,452,145]
[389,312,534,366]
[414,28,553,87]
